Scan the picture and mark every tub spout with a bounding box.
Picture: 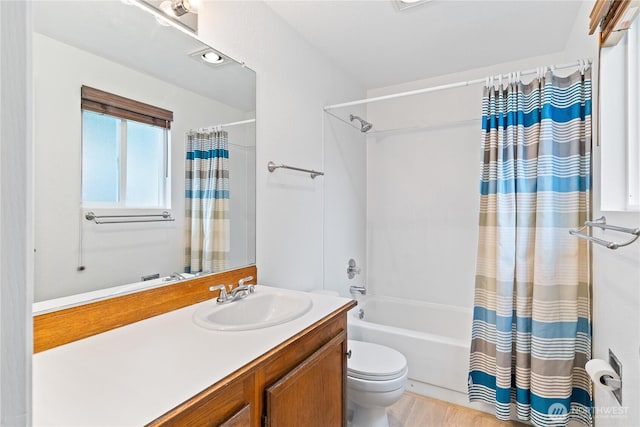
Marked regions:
[350,285,366,296]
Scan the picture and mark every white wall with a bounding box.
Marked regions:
[197,1,366,292]
[0,1,32,424]
[33,34,255,301]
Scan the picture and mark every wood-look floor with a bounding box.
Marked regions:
[387,393,528,427]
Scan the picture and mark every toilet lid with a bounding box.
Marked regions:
[347,340,407,381]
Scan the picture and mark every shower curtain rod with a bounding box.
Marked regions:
[323,59,591,111]
[200,118,256,132]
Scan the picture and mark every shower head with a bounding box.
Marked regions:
[349,114,373,133]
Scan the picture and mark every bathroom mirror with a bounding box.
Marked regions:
[33,1,256,305]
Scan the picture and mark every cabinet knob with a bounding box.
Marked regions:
[346,350,352,359]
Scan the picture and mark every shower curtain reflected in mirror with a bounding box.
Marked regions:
[184,130,230,274]
[468,68,593,427]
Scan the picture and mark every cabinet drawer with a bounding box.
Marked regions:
[263,314,346,386]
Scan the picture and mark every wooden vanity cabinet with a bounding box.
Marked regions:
[265,333,346,426]
[147,302,354,427]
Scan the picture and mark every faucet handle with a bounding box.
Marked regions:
[238,276,254,286]
[209,284,229,302]
[347,259,361,279]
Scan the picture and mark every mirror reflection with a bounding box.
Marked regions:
[33,1,256,303]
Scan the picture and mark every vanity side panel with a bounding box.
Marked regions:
[33,265,257,352]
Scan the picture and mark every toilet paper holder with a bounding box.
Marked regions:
[601,375,621,390]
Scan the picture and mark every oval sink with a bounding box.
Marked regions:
[193,289,313,331]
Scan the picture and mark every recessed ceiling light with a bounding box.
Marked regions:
[202,51,224,64]
[188,48,229,68]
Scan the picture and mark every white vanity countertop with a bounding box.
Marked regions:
[33,286,353,426]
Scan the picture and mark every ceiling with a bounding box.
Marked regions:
[264,0,583,89]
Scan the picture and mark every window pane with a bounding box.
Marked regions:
[82,110,120,203]
[126,120,165,207]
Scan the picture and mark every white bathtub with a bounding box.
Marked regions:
[348,295,473,401]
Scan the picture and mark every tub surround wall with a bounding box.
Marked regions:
[33,33,255,301]
[323,112,367,297]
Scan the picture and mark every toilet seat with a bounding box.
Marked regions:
[348,368,408,393]
[347,340,408,381]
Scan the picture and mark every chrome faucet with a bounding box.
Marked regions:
[229,276,256,301]
[170,272,187,280]
[210,276,256,304]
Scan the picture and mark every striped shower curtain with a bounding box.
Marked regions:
[468,69,592,427]
[184,130,230,273]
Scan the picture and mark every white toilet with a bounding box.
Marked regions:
[347,339,408,427]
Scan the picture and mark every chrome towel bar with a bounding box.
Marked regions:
[267,161,324,179]
[85,211,175,224]
[569,216,640,249]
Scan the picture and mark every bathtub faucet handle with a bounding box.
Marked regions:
[347,259,361,279]
[349,285,366,296]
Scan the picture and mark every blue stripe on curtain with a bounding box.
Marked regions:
[482,100,593,129]
[474,307,591,336]
[480,176,591,195]
[185,190,230,199]
[186,148,230,160]
[468,68,593,427]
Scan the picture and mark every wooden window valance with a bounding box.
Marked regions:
[81,86,174,129]
[589,0,640,46]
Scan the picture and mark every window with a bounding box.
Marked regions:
[600,17,640,211]
[81,86,173,208]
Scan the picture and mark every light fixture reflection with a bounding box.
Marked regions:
[159,0,191,18]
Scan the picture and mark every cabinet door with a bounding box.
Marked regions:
[265,332,346,427]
